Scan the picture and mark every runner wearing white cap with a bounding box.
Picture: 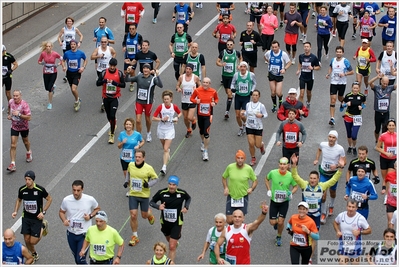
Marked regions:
[313,130,346,224]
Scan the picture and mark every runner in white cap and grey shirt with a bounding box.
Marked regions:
[313,130,346,224]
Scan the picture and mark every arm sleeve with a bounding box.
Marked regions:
[345,179,352,196]
[118,70,126,88]
[200,54,206,65]
[230,73,238,90]
[299,122,307,143]
[310,232,320,240]
[153,105,163,117]
[154,75,163,88]
[184,192,192,209]
[148,178,159,187]
[368,182,378,200]
[251,72,256,91]
[369,49,377,63]
[291,167,309,189]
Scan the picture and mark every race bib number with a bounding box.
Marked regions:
[127,14,136,23]
[386,27,394,37]
[270,65,280,75]
[390,184,397,197]
[65,34,73,42]
[244,42,253,52]
[200,103,210,115]
[130,178,142,192]
[238,82,249,94]
[99,62,107,70]
[318,19,326,28]
[2,66,8,75]
[163,209,177,223]
[285,132,297,143]
[44,65,55,74]
[175,42,185,52]
[333,71,341,80]
[220,8,228,15]
[307,199,319,212]
[223,63,233,73]
[293,233,307,246]
[106,83,116,94]
[71,218,84,231]
[190,62,198,72]
[122,149,133,161]
[68,59,78,69]
[301,62,311,72]
[378,99,389,110]
[231,197,244,207]
[351,191,364,206]
[23,200,37,214]
[358,57,367,67]
[361,25,370,33]
[387,147,397,155]
[246,115,257,128]
[353,115,362,126]
[178,12,185,21]
[93,244,106,255]
[138,88,148,100]
[183,88,192,97]
[274,190,287,203]
[127,45,136,55]
[342,233,355,251]
[221,33,230,43]
[323,161,333,171]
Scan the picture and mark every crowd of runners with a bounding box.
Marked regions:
[2,2,398,265]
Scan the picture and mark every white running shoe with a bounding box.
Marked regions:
[146,132,152,142]
[202,150,209,161]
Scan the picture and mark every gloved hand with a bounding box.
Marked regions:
[231,88,236,93]
[6,69,13,76]
[123,182,128,188]
[286,228,293,236]
[143,181,149,188]
[267,190,272,197]
[372,176,380,184]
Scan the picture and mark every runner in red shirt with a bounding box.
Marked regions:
[214,203,269,264]
[384,161,397,228]
[212,14,237,53]
[121,2,145,33]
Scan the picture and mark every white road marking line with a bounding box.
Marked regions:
[255,133,276,176]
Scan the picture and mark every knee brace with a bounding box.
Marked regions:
[204,134,210,139]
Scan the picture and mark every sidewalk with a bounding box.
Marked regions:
[2,2,100,60]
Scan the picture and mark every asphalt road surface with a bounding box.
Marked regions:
[2,2,397,265]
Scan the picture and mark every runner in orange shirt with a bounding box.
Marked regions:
[287,202,319,264]
[190,77,219,161]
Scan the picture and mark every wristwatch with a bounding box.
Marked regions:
[42,210,46,215]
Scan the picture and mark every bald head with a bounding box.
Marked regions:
[3,228,16,247]
[232,209,244,217]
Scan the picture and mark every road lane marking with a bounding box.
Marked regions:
[255,133,276,176]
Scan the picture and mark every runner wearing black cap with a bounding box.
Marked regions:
[11,171,52,263]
